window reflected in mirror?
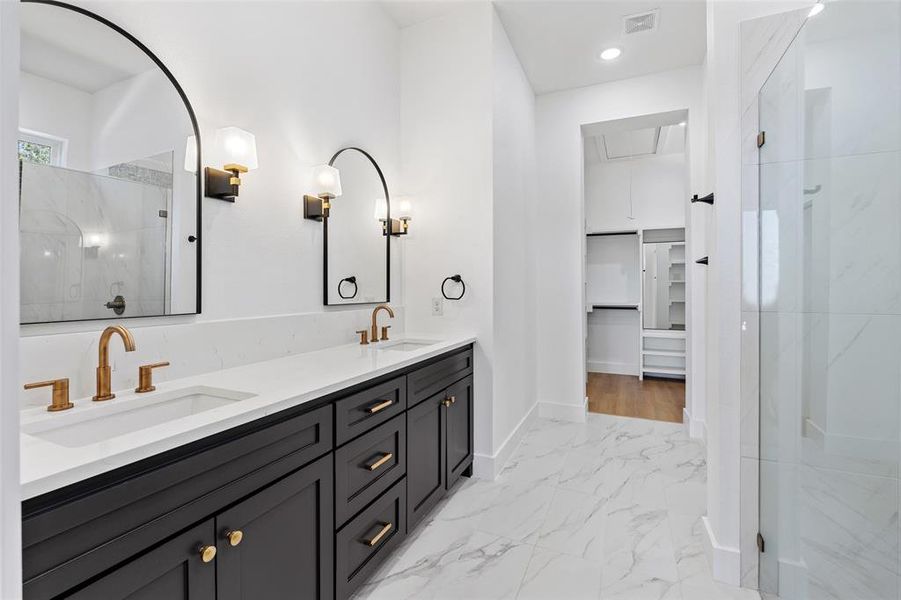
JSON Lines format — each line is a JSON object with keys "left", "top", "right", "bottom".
{"left": 18, "top": 1, "right": 200, "bottom": 324}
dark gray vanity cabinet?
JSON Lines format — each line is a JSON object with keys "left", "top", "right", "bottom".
{"left": 63, "top": 455, "right": 333, "bottom": 600}
{"left": 22, "top": 344, "right": 473, "bottom": 600}
{"left": 66, "top": 521, "right": 217, "bottom": 600}
{"left": 406, "top": 390, "right": 447, "bottom": 530}
{"left": 446, "top": 375, "right": 474, "bottom": 490}
{"left": 216, "top": 454, "right": 334, "bottom": 600}
{"left": 406, "top": 373, "right": 475, "bottom": 531}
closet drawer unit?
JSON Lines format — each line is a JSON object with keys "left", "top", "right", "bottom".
{"left": 407, "top": 347, "right": 473, "bottom": 408}
{"left": 336, "top": 478, "right": 407, "bottom": 600}
{"left": 334, "top": 414, "right": 406, "bottom": 526}
{"left": 335, "top": 376, "right": 406, "bottom": 446}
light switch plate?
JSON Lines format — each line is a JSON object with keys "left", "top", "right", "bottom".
{"left": 431, "top": 297, "right": 443, "bottom": 316}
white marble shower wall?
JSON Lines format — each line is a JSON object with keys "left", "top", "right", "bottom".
{"left": 747, "top": 2, "right": 901, "bottom": 598}
{"left": 19, "top": 161, "right": 170, "bottom": 323}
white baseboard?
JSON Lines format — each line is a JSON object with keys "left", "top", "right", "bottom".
{"left": 777, "top": 556, "right": 809, "bottom": 599}
{"left": 684, "top": 408, "right": 706, "bottom": 442}
{"left": 538, "top": 397, "right": 587, "bottom": 423}
{"left": 587, "top": 360, "right": 638, "bottom": 376}
{"left": 472, "top": 402, "right": 538, "bottom": 480}
{"left": 701, "top": 516, "right": 741, "bottom": 585}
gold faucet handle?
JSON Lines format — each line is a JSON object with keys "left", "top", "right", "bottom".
{"left": 380, "top": 325, "right": 391, "bottom": 341}
{"left": 135, "top": 362, "right": 169, "bottom": 393}
{"left": 24, "top": 378, "right": 73, "bottom": 412}
{"left": 356, "top": 330, "right": 370, "bottom": 345}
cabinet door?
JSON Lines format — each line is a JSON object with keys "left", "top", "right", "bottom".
{"left": 66, "top": 520, "right": 216, "bottom": 600}
{"left": 216, "top": 454, "right": 334, "bottom": 600}
{"left": 406, "top": 391, "right": 446, "bottom": 530}
{"left": 446, "top": 375, "right": 474, "bottom": 490}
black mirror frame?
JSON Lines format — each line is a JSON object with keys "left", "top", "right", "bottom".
{"left": 323, "top": 147, "right": 390, "bottom": 306}
{"left": 20, "top": 0, "right": 203, "bottom": 323}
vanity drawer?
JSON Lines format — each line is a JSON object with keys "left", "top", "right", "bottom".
{"left": 336, "top": 478, "right": 407, "bottom": 600}
{"left": 334, "top": 375, "right": 406, "bottom": 446}
{"left": 407, "top": 346, "right": 473, "bottom": 408}
{"left": 335, "top": 414, "right": 406, "bottom": 526}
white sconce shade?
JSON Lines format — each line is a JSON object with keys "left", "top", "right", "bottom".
{"left": 313, "top": 164, "right": 342, "bottom": 198}
{"left": 184, "top": 135, "right": 198, "bottom": 173}
{"left": 373, "top": 197, "right": 388, "bottom": 221}
{"left": 214, "top": 127, "right": 258, "bottom": 171}
{"left": 395, "top": 196, "right": 413, "bottom": 220}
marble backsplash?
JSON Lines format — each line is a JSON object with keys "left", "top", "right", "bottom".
{"left": 19, "top": 307, "right": 406, "bottom": 408}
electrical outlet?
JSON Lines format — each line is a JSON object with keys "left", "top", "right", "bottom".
{"left": 431, "top": 297, "right": 444, "bottom": 316}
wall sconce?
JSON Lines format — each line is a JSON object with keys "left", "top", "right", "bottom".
{"left": 205, "top": 127, "right": 258, "bottom": 202}
{"left": 374, "top": 196, "right": 412, "bottom": 236}
{"left": 304, "top": 164, "right": 342, "bottom": 221}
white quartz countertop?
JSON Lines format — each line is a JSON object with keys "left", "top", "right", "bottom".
{"left": 20, "top": 334, "right": 476, "bottom": 500}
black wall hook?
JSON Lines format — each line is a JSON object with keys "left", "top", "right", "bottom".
{"left": 441, "top": 274, "right": 466, "bottom": 300}
{"left": 691, "top": 193, "right": 715, "bottom": 205}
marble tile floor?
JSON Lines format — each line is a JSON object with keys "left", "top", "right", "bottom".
{"left": 354, "top": 413, "right": 761, "bottom": 600}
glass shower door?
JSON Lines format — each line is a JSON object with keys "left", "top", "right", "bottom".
{"left": 758, "top": 1, "right": 901, "bottom": 598}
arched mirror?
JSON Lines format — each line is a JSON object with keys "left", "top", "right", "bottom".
{"left": 324, "top": 147, "right": 390, "bottom": 305}
{"left": 18, "top": 0, "right": 201, "bottom": 324}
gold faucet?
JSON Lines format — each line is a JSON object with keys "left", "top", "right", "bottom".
{"left": 93, "top": 325, "right": 136, "bottom": 401}
{"left": 370, "top": 304, "right": 395, "bottom": 342}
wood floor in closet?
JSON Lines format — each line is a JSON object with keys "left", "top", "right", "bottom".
{"left": 587, "top": 373, "right": 685, "bottom": 423}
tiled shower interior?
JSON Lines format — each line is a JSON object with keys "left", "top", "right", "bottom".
{"left": 19, "top": 153, "right": 173, "bottom": 323}
{"left": 756, "top": 2, "right": 901, "bottom": 598}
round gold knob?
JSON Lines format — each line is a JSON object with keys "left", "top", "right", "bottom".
{"left": 226, "top": 530, "right": 244, "bottom": 547}
{"left": 200, "top": 545, "right": 217, "bottom": 563}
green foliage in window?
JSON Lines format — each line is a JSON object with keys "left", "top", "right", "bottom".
{"left": 18, "top": 140, "right": 52, "bottom": 165}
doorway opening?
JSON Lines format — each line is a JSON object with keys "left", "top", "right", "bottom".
{"left": 581, "top": 110, "right": 690, "bottom": 423}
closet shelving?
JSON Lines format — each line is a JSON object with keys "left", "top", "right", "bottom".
{"left": 639, "top": 231, "right": 686, "bottom": 379}
{"left": 585, "top": 227, "right": 686, "bottom": 380}
{"left": 641, "top": 329, "right": 687, "bottom": 378}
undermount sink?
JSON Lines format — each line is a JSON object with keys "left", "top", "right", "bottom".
{"left": 376, "top": 339, "right": 438, "bottom": 352}
{"left": 23, "top": 386, "right": 256, "bottom": 448}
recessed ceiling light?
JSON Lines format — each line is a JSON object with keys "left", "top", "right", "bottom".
{"left": 808, "top": 2, "right": 824, "bottom": 17}
{"left": 599, "top": 47, "right": 622, "bottom": 61}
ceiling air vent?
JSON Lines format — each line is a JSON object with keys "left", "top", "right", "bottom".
{"left": 623, "top": 9, "right": 659, "bottom": 35}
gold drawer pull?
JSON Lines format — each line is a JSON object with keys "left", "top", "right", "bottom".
{"left": 367, "top": 399, "right": 393, "bottom": 414}
{"left": 363, "top": 522, "right": 393, "bottom": 547}
{"left": 449, "top": 395, "right": 456, "bottom": 405}
{"left": 199, "top": 545, "right": 217, "bottom": 563}
{"left": 367, "top": 452, "right": 394, "bottom": 471}
{"left": 442, "top": 398, "right": 452, "bottom": 408}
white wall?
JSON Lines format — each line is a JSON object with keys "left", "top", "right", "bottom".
{"left": 490, "top": 8, "right": 538, "bottom": 463}
{"left": 702, "top": 0, "right": 809, "bottom": 586}
{"left": 0, "top": 0, "right": 21, "bottom": 595}
{"left": 585, "top": 153, "right": 687, "bottom": 233}
{"left": 398, "top": 3, "right": 494, "bottom": 460}
{"left": 19, "top": 0, "right": 405, "bottom": 404}
{"left": 534, "top": 65, "right": 705, "bottom": 422}
{"left": 19, "top": 71, "right": 91, "bottom": 170}
{"left": 398, "top": 4, "right": 538, "bottom": 472}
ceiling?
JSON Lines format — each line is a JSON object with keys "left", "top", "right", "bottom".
{"left": 20, "top": 3, "right": 153, "bottom": 93}
{"left": 379, "top": 1, "right": 466, "bottom": 28}
{"left": 493, "top": 1, "right": 707, "bottom": 94}
{"left": 583, "top": 109, "right": 686, "bottom": 165}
